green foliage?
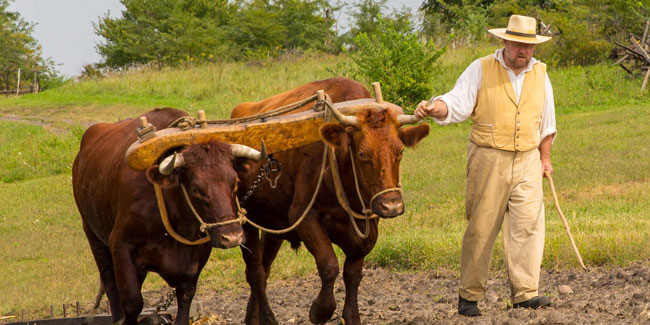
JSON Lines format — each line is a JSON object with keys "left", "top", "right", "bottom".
{"left": 95, "top": 0, "right": 339, "bottom": 67}
{"left": 533, "top": 8, "right": 610, "bottom": 67}
{"left": 486, "top": 0, "right": 613, "bottom": 67}
{"left": 422, "top": 0, "right": 650, "bottom": 67}
{"left": 342, "top": 0, "right": 413, "bottom": 45}
{"left": 421, "top": 0, "right": 492, "bottom": 46}
{"left": 95, "top": 0, "right": 235, "bottom": 68}
{"left": 347, "top": 17, "right": 444, "bottom": 111}
{"left": 0, "top": 0, "right": 59, "bottom": 89}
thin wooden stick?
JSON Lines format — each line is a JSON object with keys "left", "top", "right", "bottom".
{"left": 642, "top": 20, "right": 650, "bottom": 51}
{"left": 545, "top": 171, "right": 587, "bottom": 271}
{"left": 630, "top": 36, "right": 650, "bottom": 63}
{"left": 641, "top": 67, "right": 650, "bottom": 91}
{"left": 619, "top": 63, "right": 634, "bottom": 75}
{"left": 614, "top": 40, "right": 650, "bottom": 63}
{"left": 613, "top": 54, "right": 629, "bottom": 66}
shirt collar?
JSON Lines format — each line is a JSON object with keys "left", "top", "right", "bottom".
{"left": 493, "top": 48, "right": 537, "bottom": 75}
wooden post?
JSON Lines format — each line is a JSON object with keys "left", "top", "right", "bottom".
{"left": 33, "top": 69, "right": 39, "bottom": 93}
{"left": 372, "top": 82, "right": 383, "bottom": 104}
{"left": 63, "top": 304, "right": 67, "bottom": 318}
{"left": 50, "top": 305, "right": 53, "bottom": 318}
{"left": 197, "top": 111, "right": 207, "bottom": 128}
{"left": 16, "top": 68, "right": 21, "bottom": 95}
{"left": 76, "top": 301, "right": 80, "bottom": 317}
{"left": 139, "top": 116, "right": 148, "bottom": 129}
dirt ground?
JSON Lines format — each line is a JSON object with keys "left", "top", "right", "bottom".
{"left": 173, "top": 260, "right": 650, "bottom": 324}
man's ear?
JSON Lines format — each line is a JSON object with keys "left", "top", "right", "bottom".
{"left": 319, "top": 123, "right": 350, "bottom": 148}
{"left": 399, "top": 123, "right": 430, "bottom": 147}
{"left": 145, "top": 165, "right": 179, "bottom": 188}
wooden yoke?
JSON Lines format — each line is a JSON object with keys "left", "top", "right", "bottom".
{"left": 125, "top": 98, "right": 397, "bottom": 171}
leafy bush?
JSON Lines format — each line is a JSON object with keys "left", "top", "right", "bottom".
{"left": 347, "top": 16, "right": 444, "bottom": 111}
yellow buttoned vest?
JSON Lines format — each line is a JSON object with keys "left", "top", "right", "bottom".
{"left": 469, "top": 55, "right": 546, "bottom": 152}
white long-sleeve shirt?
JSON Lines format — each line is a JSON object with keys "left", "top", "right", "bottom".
{"left": 434, "top": 49, "right": 557, "bottom": 142}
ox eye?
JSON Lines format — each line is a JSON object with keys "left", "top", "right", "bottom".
{"left": 358, "top": 150, "right": 369, "bottom": 161}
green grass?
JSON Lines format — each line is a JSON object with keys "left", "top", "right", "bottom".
{"left": 0, "top": 121, "right": 83, "bottom": 183}
{"left": 0, "top": 54, "right": 348, "bottom": 125}
{"left": 1, "top": 50, "right": 649, "bottom": 318}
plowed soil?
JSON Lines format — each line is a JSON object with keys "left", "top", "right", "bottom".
{"left": 182, "top": 260, "right": 650, "bottom": 324}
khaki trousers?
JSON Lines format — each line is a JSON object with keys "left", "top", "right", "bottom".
{"left": 459, "top": 142, "right": 545, "bottom": 304}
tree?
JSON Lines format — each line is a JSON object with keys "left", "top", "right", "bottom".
{"left": 420, "top": 0, "right": 492, "bottom": 46}
{"left": 95, "top": 0, "right": 238, "bottom": 68}
{"left": 342, "top": 0, "right": 413, "bottom": 46}
{"left": 95, "top": 0, "right": 340, "bottom": 67}
{"left": 0, "top": 0, "right": 57, "bottom": 89}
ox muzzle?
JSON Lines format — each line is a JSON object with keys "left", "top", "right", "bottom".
{"left": 370, "top": 189, "right": 404, "bottom": 218}
{"left": 208, "top": 224, "right": 244, "bottom": 249}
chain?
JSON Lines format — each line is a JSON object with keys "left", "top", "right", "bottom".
{"left": 240, "top": 156, "right": 281, "bottom": 206}
{"left": 156, "top": 290, "right": 176, "bottom": 312}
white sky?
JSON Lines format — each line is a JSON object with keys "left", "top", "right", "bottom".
{"left": 7, "top": 0, "right": 424, "bottom": 77}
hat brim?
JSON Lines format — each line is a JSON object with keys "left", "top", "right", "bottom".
{"left": 488, "top": 28, "right": 551, "bottom": 44}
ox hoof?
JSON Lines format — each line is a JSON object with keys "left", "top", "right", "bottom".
{"left": 309, "top": 300, "right": 336, "bottom": 324}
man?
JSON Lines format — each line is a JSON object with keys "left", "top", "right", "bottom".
{"left": 415, "top": 15, "right": 557, "bottom": 317}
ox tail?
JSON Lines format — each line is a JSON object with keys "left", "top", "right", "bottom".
{"left": 91, "top": 279, "right": 105, "bottom": 315}
{"left": 289, "top": 239, "right": 302, "bottom": 252}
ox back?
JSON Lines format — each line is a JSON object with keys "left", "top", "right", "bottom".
{"left": 72, "top": 108, "right": 243, "bottom": 325}
{"left": 231, "top": 77, "right": 430, "bottom": 325}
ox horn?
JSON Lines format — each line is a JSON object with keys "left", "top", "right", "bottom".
{"left": 159, "top": 152, "right": 185, "bottom": 175}
{"left": 397, "top": 115, "right": 423, "bottom": 126}
{"left": 325, "top": 101, "right": 358, "bottom": 126}
{"left": 231, "top": 141, "right": 268, "bottom": 161}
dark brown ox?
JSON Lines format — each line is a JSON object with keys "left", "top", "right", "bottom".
{"left": 72, "top": 108, "right": 265, "bottom": 325}
{"left": 230, "top": 77, "right": 430, "bottom": 325}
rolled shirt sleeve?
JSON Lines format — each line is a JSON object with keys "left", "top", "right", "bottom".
{"left": 432, "top": 59, "right": 482, "bottom": 125}
{"left": 540, "top": 73, "right": 557, "bottom": 143}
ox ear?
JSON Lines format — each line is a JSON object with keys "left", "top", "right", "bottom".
{"left": 146, "top": 165, "right": 180, "bottom": 188}
{"left": 233, "top": 157, "right": 254, "bottom": 174}
{"left": 399, "top": 123, "right": 430, "bottom": 147}
{"left": 319, "top": 122, "right": 350, "bottom": 148}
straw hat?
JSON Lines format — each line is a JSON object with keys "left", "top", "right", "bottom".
{"left": 488, "top": 15, "right": 551, "bottom": 44}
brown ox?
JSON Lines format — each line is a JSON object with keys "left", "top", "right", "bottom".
{"left": 231, "top": 77, "right": 430, "bottom": 324}
{"left": 72, "top": 108, "right": 264, "bottom": 325}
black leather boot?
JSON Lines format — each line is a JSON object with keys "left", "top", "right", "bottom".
{"left": 513, "top": 296, "right": 551, "bottom": 309}
{"left": 458, "top": 296, "right": 481, "bottom": 317}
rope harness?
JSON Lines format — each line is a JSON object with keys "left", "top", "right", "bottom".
{"left": 153, "top": 182, "right": 245, "bottom": 246}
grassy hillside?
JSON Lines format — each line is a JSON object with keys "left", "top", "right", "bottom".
{"left": 1, "top": 50, "right": 649, "bottom": 318}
